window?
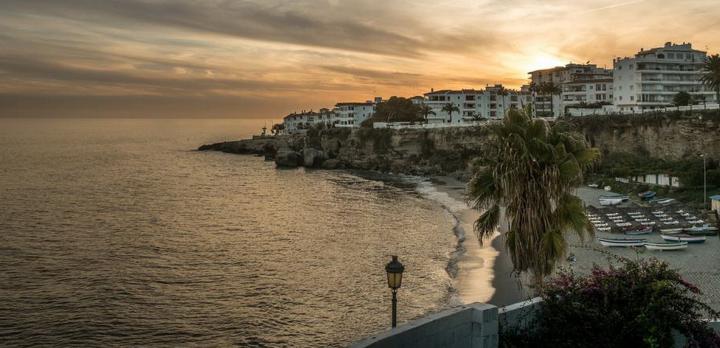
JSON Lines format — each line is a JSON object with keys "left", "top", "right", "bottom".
{"left": 630, "top": 96, "right": 634, "bottom": 101}
{"left": 657, "top": 53, "right": 665, "bottom": 59}
{"left": 619, "top": 96, "right": 623, "bottom": 101}
{"left": 466, "top": 95, "right": 475, "bottom": 101}
{"left": 668, "top": 53, "right": 675, "bottom": 59}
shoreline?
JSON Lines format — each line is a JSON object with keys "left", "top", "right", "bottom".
{"left": 426, "top": 176, "right": 528, "bottom": 307}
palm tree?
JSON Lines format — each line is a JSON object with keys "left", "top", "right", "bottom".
{"left": 700, "top": 54, "right": 720, "bottom": 111}
{"left": 441, "top": 103, "right": 460, "bottom": 123}
{"left": 418, "top": 104, "right": 436, "bottom": 123}
{"left": 496, "top": 86, "right": 509, "bottom": 117}
{"left": 468, "top": 108, "right": 599, "bottom": 289}
{"left": 539, "top": 82, "right": 562, "bottom": 117}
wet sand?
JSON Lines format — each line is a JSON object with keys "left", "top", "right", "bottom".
{"left": 432, "top": 176, "right": 529, "bottom": 307}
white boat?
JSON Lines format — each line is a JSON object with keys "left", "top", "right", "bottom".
{"left": 634, "top": 218, "right": 649, "bottom": 222}
{"left": 596, "top": 227, "right": 612, "bottom": 232}
{"left": 659, "top": 227, "right": 683, "bottom": 234}
{"left": 598, "top": 237, "right": 646, "bottom": 247}
{"left": 684, "top": 224, "right": 719, "bottom": 234}
{"left": 662, "top": 221, "right": 679, "bottom": 225}
{"left": 605, "top": 212, "right": 620, "bottom": 216}
{"left": 687, "top": 220, "right": 704, "bottom": 224}
{"left": 656, "top": 198, "right": 675, "bottom": 205}
{"left": 604, "top": 186, "right": 612, "bottom": 191}
{"left": 640, "top": 221, "right": 657, "bottom": 225}
{"left": 616, "top": 222, "right": 632, "bottom": 227}
{"left": 661, "top": 234, "right": 706, "bottom": 243}
{"left": 588, "top": 183, "right": 599, "bottom": 188}
{"left": 645, "top": 242, "right": 688, "bottom": 251}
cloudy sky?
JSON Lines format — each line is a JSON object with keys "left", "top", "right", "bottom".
{"left": 1, "top": 0, "right": 719, "bottom": 118}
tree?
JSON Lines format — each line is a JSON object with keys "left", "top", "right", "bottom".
{"left": 496, "top": 85, "right": 509, "bottom": 117}
{"left": 271, "top": 123, "right": 284, "bottom": 135}
{"left": 361, "top": 96, "right": 421, "bottom": 127}
{"left": 417, "top": 104, "right": 436, "bottom": 123}
{"left": 468, "top": 108, "right": 599, "bottom": 288}
{"left": 538, "top": 82, "right": 561, "bottom": 117}
{"left": 673, "top": 91, "right": 692, "bottom": 106}
{"left": 441, "top": 103, "right": 460, "bottom": 123}
{"left": 700, "top": 54, "right": 720, "bottom": 111}
{"left": 470, "top": 112, "right": 486, "bottom": 122}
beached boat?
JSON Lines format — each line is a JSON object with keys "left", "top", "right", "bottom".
{"left": 645, "top": 242, "right": 688, "bottom": 251}
{"left": 662, "top": 220, "right": 680, "bottom": 225}
{"left": 661, "top": 234, "right": 706, "bottom": 244}
{"left": 598, "top": 237, "right": 646, "bottom": 247}
{"left": 659, "top": 227, "right": 683, "bottom": 234}
{"left": 624, "top": 226, "right": 653, "bottom": 235}
{"left": 687, "top": 219, "right": 704, "bottom": 224}
{"left": 638, "top": 191, "right": 656, "bottom": 200}
{"left": 684, "top": 224, "right": 719, "bottom": 236}
{"left": 599, "top": 195, "right": 624, "bottom": 206}
{"left": 595, "top": 227, "right": 612, "bottom": 232}
{"left": 616, "top": 222, "right": 632, "bottom": 227}
{"left": 656, "top": 198, "right": 675, "bottom": 205}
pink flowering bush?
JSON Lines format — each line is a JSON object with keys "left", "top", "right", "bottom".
{"left": 502, "top": 257, "right": 720, "bottom": 348}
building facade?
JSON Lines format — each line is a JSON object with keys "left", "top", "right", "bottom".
{"left": 423, "top": 85, "right": 529, "bottom": 124}
{"left": 334, "top": 101, "right": 377, "bottom": 127}
{"left": 613, "top": 42, "right": 716, "bottom": 112}
{"left": 282, "top": 108, "right": 338, "bottom": 134}
{"left": 529, "top": 63, "right": 613, "bottom": 117}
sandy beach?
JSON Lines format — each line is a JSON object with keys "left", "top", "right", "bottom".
{"left": 569, "top": 187, "right": 720, "bottom": 311}
{"left": 431, "top": 176, "right": 530, "bottom": 307}
{"left": 430, "top": 180, "right": 720, "bottom": 311}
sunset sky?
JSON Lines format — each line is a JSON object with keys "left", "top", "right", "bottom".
{"left": 1, "top": 0, "right": 719, "bottom": 119}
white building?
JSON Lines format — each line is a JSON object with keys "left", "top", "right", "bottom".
{"left": 529, "top": 63, "right": 612, "bottom": 117}
{"left": 282, "top": 108, "right": 338, "bottom": 134}
{"left": 423, "top": 85, "right": 529, "bottom": 124}
{"left": 334, "top": 101, "right": 377, "bottom": 127}
{"left": 613, "top": 42, "right": 716, "bottom": 112}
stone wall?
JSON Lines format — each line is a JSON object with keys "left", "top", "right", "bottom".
{"left": 350, "top": 303, "right": 499, "bottom": 348}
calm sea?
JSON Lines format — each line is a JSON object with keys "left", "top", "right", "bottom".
{"left": 0, "top": 119, "right": 459, "bottom": 347}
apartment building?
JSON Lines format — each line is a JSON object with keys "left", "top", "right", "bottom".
{"left": 282, "top": 108, "right": 338, "bottom": 134}
{"left": 334, "top": 101, "right": 377, "bottom": 127}
{"left": 529, "top": 63, "right": 612, "bottom": 116}
{"left": 423, "top": 85, "right": 529, "bottom": 123}
{"left": 613, "top": 42, "right": 716, "bottom": 112}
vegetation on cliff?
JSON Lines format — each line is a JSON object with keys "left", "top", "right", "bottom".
{"left": 360, "top": 97, "right": 422, "bottom": 127}
{"left": 468, "top": 109, "right": 599, "bottom": 287}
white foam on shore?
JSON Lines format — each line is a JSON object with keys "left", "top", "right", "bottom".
{"left": 414, "top": 180, "right": 474, "bottom": 305}
{"left": 415, "top": 180, "right": 470, "bottom": 214}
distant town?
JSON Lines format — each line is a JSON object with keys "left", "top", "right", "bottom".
{"left": 278, "top": 42, "right": 719, "bottom": 134}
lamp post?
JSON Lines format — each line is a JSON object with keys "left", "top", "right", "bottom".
{"left": 701, "top": 154, "right": 707, "bottom": 210}
{"left": 385, "top": 255, "right": 405, "bottom": 328}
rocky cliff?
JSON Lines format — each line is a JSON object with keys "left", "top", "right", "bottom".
{"left": 567, "top": 111, "right": 720, "bottom": 160}
{"left": 198, "top": 111, "right": 720, "bottom": 176}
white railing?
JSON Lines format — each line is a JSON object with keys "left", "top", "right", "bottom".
{"left": 373, "top": 121, "right": 499, "bottom": 129}
{"left": 568, "top": 102, "right": 719, "bottom": 116}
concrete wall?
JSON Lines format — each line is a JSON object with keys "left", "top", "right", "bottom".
{"left": 350, "top": 303, "right": 498, "bottom": 348}
{"left": 352, "top": 298, "right": 720, "bottom": 348}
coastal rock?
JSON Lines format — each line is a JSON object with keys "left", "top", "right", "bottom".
{"left": 302, "top": 148, "right": 326, "bottom": 168}
{"left": 275, "top": 149, "right": 302, "bottom": 168}
{"left": 321, "top": 159, "right": 342, "bottom": 170}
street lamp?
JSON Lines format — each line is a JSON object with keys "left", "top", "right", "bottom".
{"left": 385, "top": 255, "right": 405, "bottom": 328}
{"left": 701, "top": 154, "right": 707, "bottom": 210}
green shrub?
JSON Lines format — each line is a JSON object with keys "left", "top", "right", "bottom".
{"left": 502, "top": 258, "right": 720, "bottom": 348}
